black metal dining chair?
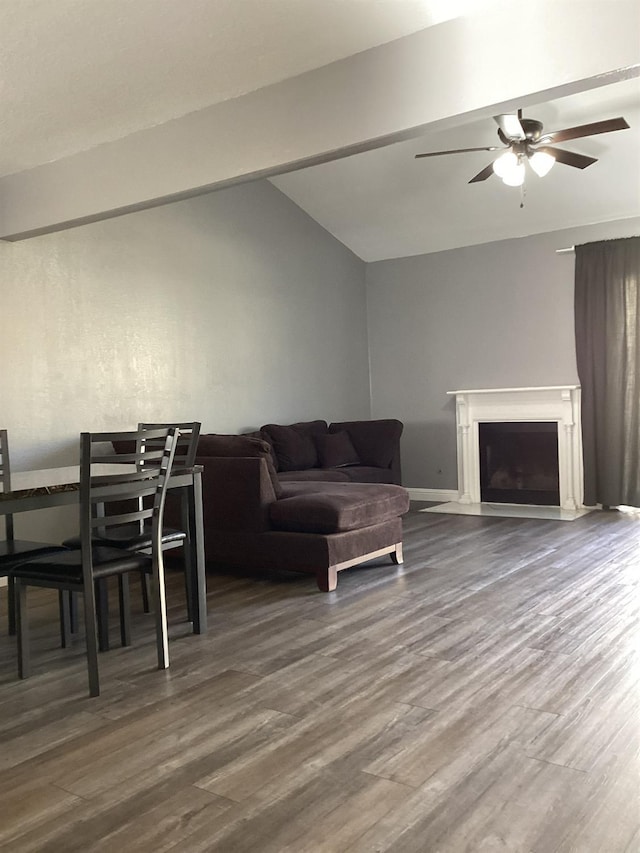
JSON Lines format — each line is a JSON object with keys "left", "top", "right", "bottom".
{"left": 0, "top": 429, "right": 68, "bottom": 636}
{"left": 12, "top": 427, "right": 179, "bottom": 697}
{"left": 61, "top": 422, "right": 201, "bottom": 646}
{"left": 131, "top": 422, "right": 201, "bottom": 615}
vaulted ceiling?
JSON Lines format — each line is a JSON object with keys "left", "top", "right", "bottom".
{"left": 1, "top": 0, "right": 638, "bottom": 257}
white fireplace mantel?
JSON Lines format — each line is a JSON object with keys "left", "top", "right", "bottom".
{"left": 447, "top": 386, "right": 583, "bottom": 511}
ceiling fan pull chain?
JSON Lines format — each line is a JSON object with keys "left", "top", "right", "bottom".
{"left": 520, "top": 181, "right": 526, "bottom": 209}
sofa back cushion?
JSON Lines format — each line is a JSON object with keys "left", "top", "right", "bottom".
{"left": 261, "top": 420, "right": 328, "bottom": 472}
{"left": 315, "top": 430, "right": 361, "bottom": 468}
{"left": 197, "top": 434, "right": 282, "bottom": 497}
{"left": 329, "top": 419, "right": 403, "bottom": 470}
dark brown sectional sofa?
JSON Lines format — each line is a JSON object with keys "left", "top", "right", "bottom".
{"left": 117, "top": 419, "right": 409, "bottom": 591}
{"left": 192, "top": 429, "right": 409, "bottom": 591}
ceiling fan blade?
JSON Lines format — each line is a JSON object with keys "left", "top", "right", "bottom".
{"left": 537, "top": 146, "right": 597, "bottom": 169}
{"left": 494, "top": 114, "right": 525, "bottom": 140}
{"left": 542, "top": 117, "right": 629, "bottom": 144}
{"left": 415, "top": 146, "right": 500, "bottom": 158}
{"left": 468, "top": 163, "right": 496, "bottom": 183}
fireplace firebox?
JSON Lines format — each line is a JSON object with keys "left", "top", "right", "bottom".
{"left": 479, "top": 422, "right": 559, "bottom": 505}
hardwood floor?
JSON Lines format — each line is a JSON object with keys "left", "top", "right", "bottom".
{"left": 0, "top": 505, "right": 638, "bottom": 852}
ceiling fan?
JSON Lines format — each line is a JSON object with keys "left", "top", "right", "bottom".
{"left": 415, "top": 110, "right": 630, "bottom": 187}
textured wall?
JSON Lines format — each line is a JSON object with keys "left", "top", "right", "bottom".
{"left": 366, "top": 217, "right": 640, "bottom": 490}
{"left": 1, "top": 180, "right": 369, "bottom": 539}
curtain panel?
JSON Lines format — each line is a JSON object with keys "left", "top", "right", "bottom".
{"left": 574, "top": 236, "right": 640, "bottom": 507}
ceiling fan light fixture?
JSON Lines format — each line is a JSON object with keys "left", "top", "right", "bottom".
{"left": 529, "top": 150, "right": 555, "bottom": 177}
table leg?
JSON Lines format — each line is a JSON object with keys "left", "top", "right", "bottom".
{"left": 180, "top": 487, "right": 194, "bottom": 623}
{"left": 188, "top": 470, "right": 207, "bottom": 634}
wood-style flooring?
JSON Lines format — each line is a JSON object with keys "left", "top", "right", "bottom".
{"left": 0, "top": 505, "right": 638, "bottom": 852}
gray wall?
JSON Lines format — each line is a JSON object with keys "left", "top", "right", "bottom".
{"left": 366, "top": 217, "right": 640, "bottom": 490}
{"left": 1, "top": 179, "right": 369, "bottom": 539}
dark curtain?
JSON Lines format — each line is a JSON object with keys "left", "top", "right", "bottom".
{"left": 574, "top": 236, "right": 640, "bottom": 507}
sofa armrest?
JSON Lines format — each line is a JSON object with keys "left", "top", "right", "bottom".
{"left": 329, "top": 419, "right": 403, "bottom": 484}
{"left": 196, "top": 456, "right": 277, "bottom": 532}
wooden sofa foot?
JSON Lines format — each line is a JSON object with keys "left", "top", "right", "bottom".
{"left": 317, "top": 542, "right": 405, "bottom": 591}
{"left": 317, "top": 566, "right": 338, "bottom": 592}
{"left": 390, "top": 543, "right": 403, "bottom": 565}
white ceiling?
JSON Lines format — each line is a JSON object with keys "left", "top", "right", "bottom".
{"left": 1, "top": 0, "right": 639, "bottom": 259}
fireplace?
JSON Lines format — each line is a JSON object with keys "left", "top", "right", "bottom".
{"left": 479, "top": 421, "right": 560, "bottom": 505}
{"left": 448, "top": 386, "right": 583, "bottom": 510}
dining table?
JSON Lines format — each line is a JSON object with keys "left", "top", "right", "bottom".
{"left": 1, "top": 462, "right": 207, "bottom": 658}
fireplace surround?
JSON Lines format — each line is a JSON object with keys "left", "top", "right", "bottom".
{"left": 448, "top": 386, "right": 583, "bottom": 511}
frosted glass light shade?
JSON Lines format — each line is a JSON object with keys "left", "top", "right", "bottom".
{"left": 493, "top": 151, "right": 518, "bottom": 178}
{"left": 529, "top": 150, "right": 555, "bottom": 177}
{"left": 502, "top": 162, "right": 525, "bottom": 186}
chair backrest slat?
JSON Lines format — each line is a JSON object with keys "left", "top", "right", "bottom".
{"left": 0, "top": 429, "right": 15, "bottom": 541}
{"left": 137, "top": 422, "right": 201, "bottom": 470}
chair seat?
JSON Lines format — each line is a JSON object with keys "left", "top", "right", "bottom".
{"left": 62, "top": 525, "right": 186, "bottom": 552}
{"left": 0, "top": 540, "right": 68, "bottom": 567}
{"left": 14, "top": 546, "right": 151, "bottom": 584}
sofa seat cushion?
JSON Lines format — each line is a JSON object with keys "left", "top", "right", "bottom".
{"left": 271, "top": 482, "right": 409, "bottom": 534}
{"left": 277, "top": 469, "right": 350, "bottom": 483}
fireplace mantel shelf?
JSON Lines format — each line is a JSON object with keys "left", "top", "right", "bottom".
{"left": 449, "top": 385, "right": 584, "bottom": 511}
{"left": 448, "top": 385, "right": 580, "bottom": 396}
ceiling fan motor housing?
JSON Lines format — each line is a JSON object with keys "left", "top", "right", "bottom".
{"left": 497, "top": 117, "right": 544, "bottom": 144}
{"left": 520, "top": 118, "right": 543, "bottom": 141}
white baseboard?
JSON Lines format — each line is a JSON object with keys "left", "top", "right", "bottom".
{"left": 407, "top": 488, "right": 458, "bottom": 503}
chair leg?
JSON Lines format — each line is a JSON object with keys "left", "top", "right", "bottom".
{"left": 151, "top": 558, "right": 170, "bottom": 671}
{"left": 182, "top": 549, "right": 194, "bottom": 624}
{"left": 16, "top": 580, "right": 30, "bottom": 679}
{"left": 118, "top": 574, "right": 131, "bottom": 647}
{"left": 95, "top": 579, "right": 110, "bottom": 652}
{"left": 83, "top": 585, "right": 100, "bottom": 698}
{"left": 140, "top": 570, "right": 151, "bottom": 613}
{"left": 69, "top": 591, "right": 78, "bottom": 633}
{"left": 7, "top": 575, "right": 16, "bottom": 635}
{"left": 59, "top": 590, "right": 72, "bottom": 648}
